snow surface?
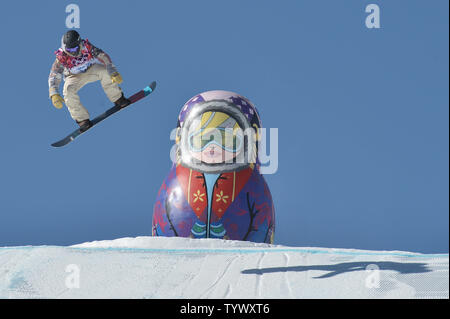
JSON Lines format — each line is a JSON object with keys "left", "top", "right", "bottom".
{"left": 0, "top": 237, "right": 448, "bottom": 299}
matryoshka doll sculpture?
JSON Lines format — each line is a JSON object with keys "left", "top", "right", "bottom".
{"left": 152, "top": 91, "right": 275, "bottom": 243}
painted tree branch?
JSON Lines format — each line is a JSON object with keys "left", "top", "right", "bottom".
{"left": 165, "top": 197, "right": 179, "bottom": 236}
{"left": 243, "top": 192, "right": 260, "bottom": 241}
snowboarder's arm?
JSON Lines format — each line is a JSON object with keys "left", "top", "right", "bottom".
{"left": 90, "top": 44, "right": 118, "bottom": 76}
{"left": 48, "top": 58, "right": 64, "bottom": 97}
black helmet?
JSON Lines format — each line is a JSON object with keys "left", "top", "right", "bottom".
{"left": 62, "top": 30, "right": 81, "bottom": 55}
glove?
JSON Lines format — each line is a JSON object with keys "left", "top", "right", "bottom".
{"left": 111, "top": 72, "right": 123, "bottom": 84}
{"left": 51, "top": 94, "right": 64, "bottom": 109}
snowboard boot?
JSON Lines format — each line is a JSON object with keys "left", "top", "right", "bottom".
{"left": 114, "top": 93, "right": 131, "bottom": 109}
{"left": 77, "top": 119, "right": 92, "bottom": 132}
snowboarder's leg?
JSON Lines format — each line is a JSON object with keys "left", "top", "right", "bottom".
{"left": 91, "top": 64, "right": 123, "bottom": 103}
{"left": 63, "top": 74, "right": 93, "bottom": 122}
{"left": 92, "top": 64, "right": 131, "bottom": 109}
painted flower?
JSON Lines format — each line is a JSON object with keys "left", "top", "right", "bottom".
{"left": 216, "top": 190, "right": 229, "bottom": 203}
{"left": 193, "top": 190, "right": 205, "bottom": 203}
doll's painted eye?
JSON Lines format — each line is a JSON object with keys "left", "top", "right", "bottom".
{"left": 189, "top": 128, "right": 243, "bottom": 152}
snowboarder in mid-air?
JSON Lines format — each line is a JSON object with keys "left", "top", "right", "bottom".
{"left": 48, "top": 30, "right": 131, "bottom": 132}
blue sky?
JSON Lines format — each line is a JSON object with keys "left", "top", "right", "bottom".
{"left": 0, "top": 0, "right": 448, "bottom": 253}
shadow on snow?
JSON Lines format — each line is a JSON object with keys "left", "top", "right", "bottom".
{"left": 241, "top": 261, "right": 431, "bottom": 279}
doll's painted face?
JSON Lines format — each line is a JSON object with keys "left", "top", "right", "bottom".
{"left": 187, "top": 112, "right": 244, "bottom": 164}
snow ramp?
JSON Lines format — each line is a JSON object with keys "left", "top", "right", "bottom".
{"left": 0, "top": 237, "right": 448, "bottom": 298}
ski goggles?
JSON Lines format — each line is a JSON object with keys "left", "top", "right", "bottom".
{"left": 66, "top": 45, "right": 79, "bottom": 53}
{"left": 188, "top": 128, "right": 244, "bottom": 152}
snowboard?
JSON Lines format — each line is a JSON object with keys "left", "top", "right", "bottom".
{"left": 51, "top": 81, "right": 157, "bottom": 147}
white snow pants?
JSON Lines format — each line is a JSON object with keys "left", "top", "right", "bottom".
{"left": 63, "top": 64, "right": 123, "bottom": 122}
